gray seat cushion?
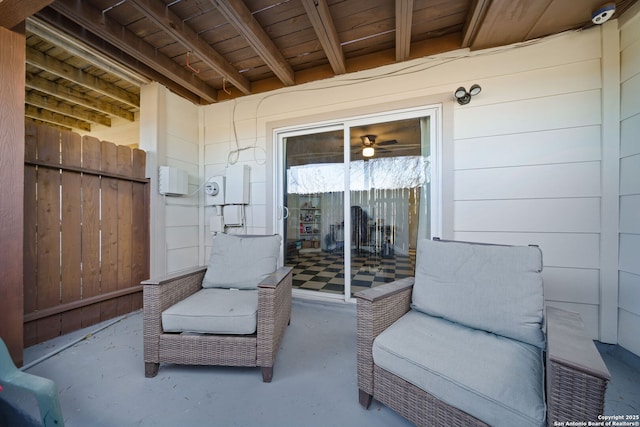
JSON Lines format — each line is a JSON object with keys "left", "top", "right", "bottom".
{"left": 411, "top": 239, "right": 545, "bottom": 348}
{"left": 202, "top": 233, "right": 281, "bottom": 290}
{"left": 162, "top": 288, "right": 258, "bottom": 335}
{"left": 373, "top": 309, "right": 546, "bottom": 427}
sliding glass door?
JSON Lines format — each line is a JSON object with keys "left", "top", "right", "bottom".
{"left": 276, "top": 106, "right": 440, "bottom": 301}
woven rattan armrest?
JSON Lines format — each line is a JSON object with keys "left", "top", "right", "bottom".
{"left": 355, "top": 277, "right": 414, "bottom": 407}
{"left": 545, "top": 306, "right": 610, "bottom": 424}
{"left": 256, "top": 266, "right": 293, "bottom": 382}
{"left": 143, "top": 266, "right": 207, "bottom": 376}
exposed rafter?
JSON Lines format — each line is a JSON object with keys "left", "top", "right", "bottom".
{"left": 395, "top": 0, "right": 414, "bottom": 61}
{"left": 127, "top": 0, "right": 251, "bottom": 96}
{"left": 34, "top": 7, "right": 204, "bottom": 106}
{"left": 301, "top": 0, "right": 345, "bottom": 75}
{"left": 25, "top": 104, "right": 91, "bottom": 131}
{"left": 26, "top": 74, "right": 135, "bottom": 121}
{"left": 212, "top": 0, "right": 295, "bottom": 86}
{"left": 26, "top": 46, "right": 139, "bottom": 109}
{"left": 48, "top": 0, "right": 219, "bottom": 103}
{"left": 26, "top": 91, "right": 111, "bottom": 127}
{"left": 26, "top": 17, "right": 150, "bottom": 87}
{"left": 462, "top": 0, "right": 491, "bottom": 48}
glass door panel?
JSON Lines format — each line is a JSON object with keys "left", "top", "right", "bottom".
{"left": 283, "top": 129, "right": 346, "bottom": 297}
{"left": 347, "top": 117, "right": 431, "bottom": 296}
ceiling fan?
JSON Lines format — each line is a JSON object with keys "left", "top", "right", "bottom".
{"left": 359, "top": 134, "right": 397, "bottom": 157}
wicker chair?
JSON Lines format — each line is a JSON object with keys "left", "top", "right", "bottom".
{"left": 356, "top": 239, "right": 610, "bottom": 427}
{"left": 143, "top": 234, "right": 292, "bottom": 383}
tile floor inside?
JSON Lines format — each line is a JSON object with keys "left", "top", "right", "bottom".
{"left": 287, "top": 249, "right": 415, "bottom": 295}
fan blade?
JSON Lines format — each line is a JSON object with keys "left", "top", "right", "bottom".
{"left": 377, "top": 139, "right": 398, "bottom": 146}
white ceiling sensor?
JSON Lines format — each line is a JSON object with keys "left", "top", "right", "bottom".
{"left": 592, "top": 3, "right": 616, "bottom": 24}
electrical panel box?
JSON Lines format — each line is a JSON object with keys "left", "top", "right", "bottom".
{"left": 209, "top": 215, "right": 224, "bottom": 233}
{"left": 223, "top": 205, "right": 244, "bottom": 226}
{"left": 159, "top": 166, "right": 188, "bottom": 196}
{"left": 205, "top": 176, "right": 225, "bottom": 205}
{"left": 225, "top": 165, "right": 250, "bottom": 204}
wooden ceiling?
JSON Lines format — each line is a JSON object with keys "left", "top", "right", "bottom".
{"left": 1, "top": 0, "right": 638, "bottom": 132}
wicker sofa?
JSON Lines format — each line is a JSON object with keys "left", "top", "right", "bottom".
{"left": 143, "top": 233, "right": 292, "bottom": 383}
{"left": 356, "top": 238, "right": 610, "bottom": 427}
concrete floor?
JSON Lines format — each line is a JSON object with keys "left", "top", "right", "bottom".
{"left": 2, "top": 299, "right": 639, "bottom": 427}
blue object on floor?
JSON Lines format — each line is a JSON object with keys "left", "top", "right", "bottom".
{"left": 0, "top": 338, "right": 64, "bottom": 426}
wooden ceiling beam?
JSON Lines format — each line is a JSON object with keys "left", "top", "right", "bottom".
{"left": 25, "top": 104, "right": 92, "bottom": 131}
{"left": 462, "top": 0, "right": 491, "bottom": 48}
{"left": 27, "top": 17, "right": 150, "bottom": 87}
{"left": 26, "top": 74, "right": 135, "bottom": 121}
{"left": 301, "top": 0, "right": 346, "bottom": 75}
{"left": 395, "top": 0, "right": 414, "bottom": 61}
{"left": 217, "top": 32, "right": 462, "bottom": 101}
{"left": 48, "top": 0, "right": 218, "bottom": 103}
{"left": 26, "top": 92, "right": 112, "bottom": 127}
{"left": 0, "top": 0, "right": 53, "bottom": 29}
{"left": 26, "top": 46, "right": 140, "bottom": 109}
{"left": 26, "top": 117, "right": 71, "bottom": 132}
{"left": 212, "top": 0, "right": 295, "bottom": 86}
{"left": 34, "top": 7, "right": 206, "bottom": 106}
{"left": 127, "top": 0, "right": 251, "bottom": 95}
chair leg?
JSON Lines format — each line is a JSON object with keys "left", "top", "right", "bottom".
{"left": 261, "top": 367, "right": 273, "bottom": 383}
{"left": 145, "top": 362, "right": 159, "bottom": 378}
{"left": 359, "top": 389, "right": 373, "bottom": 409}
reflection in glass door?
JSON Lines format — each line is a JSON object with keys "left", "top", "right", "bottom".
{"left": 283, "top": 129, "right": 346, "bottom": 297}
{"left": 278, "top": 107, "right": 439, "bottom": 301}
{"left": 347, "top": 117, "right": 432, "bottom": 297}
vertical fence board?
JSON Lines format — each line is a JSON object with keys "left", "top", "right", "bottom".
{"left": 24, "top": 125, "right": 149, "bottom": 345}
{"left": 116, "top": 145, "right": 133, "bottom": 315}
{"left": 23, "top": 123, "right": 38, "bottom": 347}
{"left": 35, "top": 127, "right": 61, "bottom": 341}
{"left": 60, "top": 131, "right": 83, "bottom": 334}
{"left": 80, "top": 136, "right": 102, "bottom": 326}
{"left": 24, "top": 121, "right": 37, "bottom": 163}
{"left": 23, "top": 166, "right": 37, "bottom": 348}
{"left": 131, "top": 148, "right": 148, "bottom": 310}
{"left": 100, "top": 141, "right": 119, "bottom": 320}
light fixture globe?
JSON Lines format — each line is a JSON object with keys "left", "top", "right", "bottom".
{"left": 454, "top": 87, "right": 467, "bottom": 99}
{"left": 454, "top": 84, "right": 482, "bottom": 105}
{"left": 362, "top": 146, "right": 375, "bottom": 157}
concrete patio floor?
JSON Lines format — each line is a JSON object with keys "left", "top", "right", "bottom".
{"left": 2, "top": 299, "right": 639, "bottom": 426}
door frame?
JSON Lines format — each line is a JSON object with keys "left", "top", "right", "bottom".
{"left": 273, "top": 104, "right": 443, "bottom": 302}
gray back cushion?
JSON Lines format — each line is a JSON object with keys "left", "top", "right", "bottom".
{"left": 411, "top": 239, "right": 545, "bottom": 348}
{"left": 202, "top": 233, "right": 281, "bottom": 290}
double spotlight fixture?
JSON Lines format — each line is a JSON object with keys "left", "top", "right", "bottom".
{"left": 454, "top": 84, "right": 482, "bottom": 105}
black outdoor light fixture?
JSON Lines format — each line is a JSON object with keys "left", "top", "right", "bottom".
{"left": 454, "top": 84, "right": 482, "bottom": 105}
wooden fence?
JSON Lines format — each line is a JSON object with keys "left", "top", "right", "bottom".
{"left": 23, "top": 122, "right": 149, "bottom": 346}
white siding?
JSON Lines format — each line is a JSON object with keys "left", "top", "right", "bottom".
{"left": 140, "top": 83, "right": 201, "bottom": 276}
{"left": 449, "top": 25, "right": 609, "bottom": 340}
{"left": 619, "top": 4, "right": 640, "bottom": 357}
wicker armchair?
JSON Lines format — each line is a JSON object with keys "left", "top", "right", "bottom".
{"left": 143, "top": 234, "right": 292, "bottom": 383}
{"left": 356, "top": 239, "right": 611, "bottom": 427}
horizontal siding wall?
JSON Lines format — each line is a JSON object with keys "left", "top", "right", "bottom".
{"left": 164, "top": 93, "right": 200, "bottom": 273}
{"left": 201, "top": 26, "right": 611, "bottom": 338}
{"left": 619, "top": 5, "right": 640, "bottom": 357}
{"left": 140, "top": 83, "right": 201, "bottom": 276}
{"left": 452, "top": 31, "right": 605, "bottom": 337}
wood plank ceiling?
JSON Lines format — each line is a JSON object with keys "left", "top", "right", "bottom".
{"left": 1, "top": 0, "right": 637, "bottom": 132}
